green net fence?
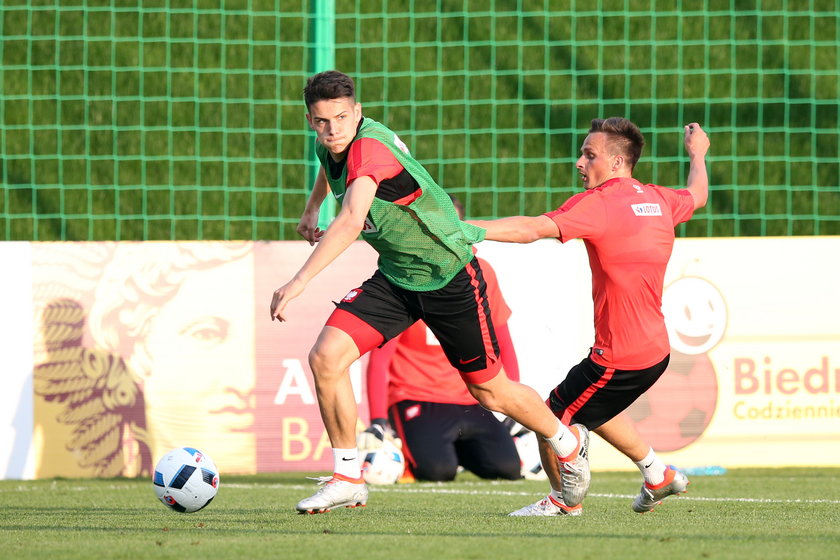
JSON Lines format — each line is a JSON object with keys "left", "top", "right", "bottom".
{"left": 2, "top": 0, "right": 838, "bottom": 241}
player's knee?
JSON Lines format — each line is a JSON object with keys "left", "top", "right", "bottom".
{"left": 468, "top": 387, "right": 504, "bottom": 414}
{"left": 464, "top": 449, "right": 522, "bottom": 481}
{"left": 413, "top": 461, "right": 458, "bottom": 482}
{"left": 495, "top": 459, "right": 523, "bottom": 481}
{"left": 474, "top": 463, "right": 521, "bottom": 481}
{"left": 476, "top": 395, "right": 501, "bottom": 413}
{"left": 308, "top": 330, "right": 358, "bottom": 380}
{"left": 308, "top": 344, "right": 343, "bottom": 381}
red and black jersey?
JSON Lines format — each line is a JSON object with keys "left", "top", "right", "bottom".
{"left": 326, "top": 122, "right": 422, "bottom": 205}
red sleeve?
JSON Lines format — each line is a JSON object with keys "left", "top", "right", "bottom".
{"left": 656, "top": 185, "right": 695, "bottom": 226}
{"left": 496, "top": 323, "right": 520, "bottom": 382}
{"left": 347, "top": 137, "right": 404, "bottom": 186}
{"left": 478, "top": 257, "right": 511, "bottom": 326}
{"left": 544, "top": 190, "right": 607, "bottom": 242}
{"left": 476, "top": 257, "right": 517, "bottom": 380}
{"left": 366, "top": 336, "right": 400, "bottom": 421}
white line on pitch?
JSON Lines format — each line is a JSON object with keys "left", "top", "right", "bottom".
{"left": 6, "top": 482, "right": 838, "bottom": 506}
{"left": 220, "top": 483, "right": 840, "bottom": 505}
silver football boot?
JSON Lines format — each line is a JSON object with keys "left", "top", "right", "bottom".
{"left": 632, "top": 465, "right": 689, "bottom": 513}
{"left": 559, "top": 424, "right": 591, "bottom": 507}
{"left": 509, "top": 494, "right": 582, "bottom": 517}
{"left": 295, "top": 475, "right": 369, "bottom": 514}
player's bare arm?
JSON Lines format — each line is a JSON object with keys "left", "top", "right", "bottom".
{"left": 297, "top": 167, "right": 331, "bottom": 245}
{"left": 467, "top": 215, "right": 559, "bottom": 243}
{"left": 270, "top": 175, "right": 378, "bottom": 322}
{"left": 684, "top": 123, "right": 710, "bottom": 210}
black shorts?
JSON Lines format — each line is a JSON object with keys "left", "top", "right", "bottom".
{"left": 547, "top": 354, "right": 670, "bottom": 430}
{"left": 389, "top": 400, "right": 521, "bottom": 482}
{"left": 329, "top": 257, "right": 502, "bottom": 383}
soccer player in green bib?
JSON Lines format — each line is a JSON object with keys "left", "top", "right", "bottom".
{"left": 270, "top": 71, "right": 589, "bottom": 514}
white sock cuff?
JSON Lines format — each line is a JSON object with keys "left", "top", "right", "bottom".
{"left": 634, "top": 448, "right": 656, "bottom": 469}
{"left": 543, "top": 419, "right": 577, "bottom": 458}
{"left": 332, "top": 447, "right": 361, "bottom": 479}
{"left": 634, "top": 447, "right": 666, "bottom": 485}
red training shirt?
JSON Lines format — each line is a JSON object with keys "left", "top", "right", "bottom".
{"left": 545, "top": 177, "right": 695, "bottom": 369}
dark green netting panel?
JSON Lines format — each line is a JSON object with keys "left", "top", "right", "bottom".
{"left": 2, "top": 0, "right": 838, "bottom": 240}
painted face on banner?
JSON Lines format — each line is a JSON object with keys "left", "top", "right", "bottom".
{"left": 662, "top": 277, "right": 727, "bottom": 355}
{"left": 141, "top": 255, "right": 256, "bottom": 473}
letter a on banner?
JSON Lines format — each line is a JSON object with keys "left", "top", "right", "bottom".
{"left": 274, "top": 359, "right": 315, "bottom": 404}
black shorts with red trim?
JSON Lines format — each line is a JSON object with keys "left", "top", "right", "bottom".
{"left": 330, "top": 257, "right": 501, "bottom": 381}
{"left": 547, "top": 353, "right": 670, "bottom": 430}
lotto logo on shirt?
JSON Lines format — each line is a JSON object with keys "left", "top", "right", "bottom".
{"left": 631, "top": 203, "right": 663, "bottom": 216}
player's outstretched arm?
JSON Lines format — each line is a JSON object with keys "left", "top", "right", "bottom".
{"left": 297, "top": 166, "right": 330, "bottom": 245}
{"left": 270, "top": 176, "right": 377, "bottom": 322}
{"left": 468, "top": 215, "right": 559, "bottom": 243}
{"left": 684, "top": 123, "right": 710, "bottom": 210}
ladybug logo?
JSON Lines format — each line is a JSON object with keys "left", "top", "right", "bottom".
{"left": 626, "top": 276, "right": 726, "bottom": 451}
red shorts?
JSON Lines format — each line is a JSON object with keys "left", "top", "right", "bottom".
{"left": 326, "top": 257, "right": 502, "bottom": 384}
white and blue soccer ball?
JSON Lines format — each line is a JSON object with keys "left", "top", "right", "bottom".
{"left": 362, "top": 440, "right": 405, "bottom": 485}
{"left": 153, "top": 447, "right": 219, "bottom": 513}
{"left": 514, "top": 431, "right": 548, "bottom": 481}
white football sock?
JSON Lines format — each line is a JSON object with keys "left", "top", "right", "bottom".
{"left": 543, "top": 419, "right": 579, "bottom": 459}
{"left": 332, "top": 448, "right": 361, "bottom": 479}
{"left": 635, "top": 447, "right": 667, "bottom": 485}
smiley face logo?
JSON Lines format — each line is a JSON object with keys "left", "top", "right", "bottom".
{"left": 662, "top": 277, "right": 727, "bottom": 355}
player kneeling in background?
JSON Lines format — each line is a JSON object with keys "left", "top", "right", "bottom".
{"left": 470, "top": 118, "right": 710, "bottom": 516}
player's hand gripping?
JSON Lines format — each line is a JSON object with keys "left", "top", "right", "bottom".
{"left": 684, "top": 122, "right": 710, "bottom": 159}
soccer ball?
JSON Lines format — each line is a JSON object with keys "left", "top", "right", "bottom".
{"left": 153, "top": 447, "right": 219, "bottom": 513}
{"left": 513, "top": 430, "right": 548, "bottom": 481}
{"left": 362, "top": 440, "right": 405, "bottom": 485}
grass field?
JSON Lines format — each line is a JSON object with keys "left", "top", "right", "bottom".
{"left": 1, "top": 468, "right": 839, "bottom": 560}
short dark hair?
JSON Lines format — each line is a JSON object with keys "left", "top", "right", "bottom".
{"left": 304, "top": 70, "right": 356, "bottom": 109}
{"left": 589, "top": 117, "right": 645, "bottom": 169}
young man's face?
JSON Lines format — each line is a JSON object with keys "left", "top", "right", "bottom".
{"left": 306, "top": 97, "right": 362, "bottom": 159}
{"left": 575, "top": 132, "right": 623, "bottom": 190}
